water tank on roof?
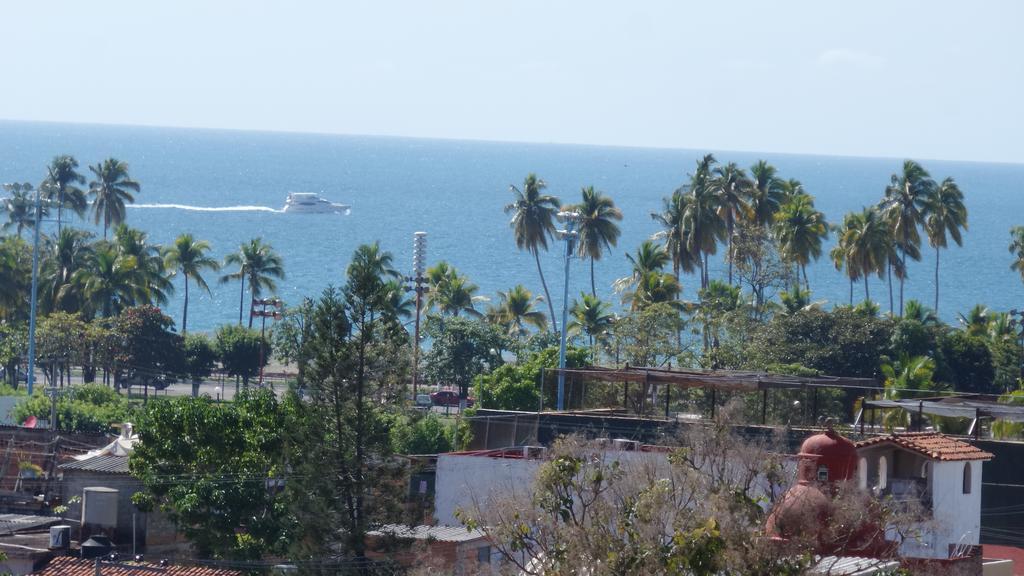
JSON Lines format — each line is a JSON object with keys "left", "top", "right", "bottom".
{"left": 82, "top": 486, "right": 118, "bottom": 541}
{"left": 48, "top": 525, "right": 70, "bottom": 550}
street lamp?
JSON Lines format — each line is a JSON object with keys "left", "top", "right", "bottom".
{"left": 406, "top": 232, "right": 429, "bottom": 400}
{"left": 251, "top": 298, "right": 283, "bottom": 386}
{"left": 555, "top": 210, "right": 581, "bottom": 411}
{"left": 214, "top": 386, "right": 221, "bottom": 402}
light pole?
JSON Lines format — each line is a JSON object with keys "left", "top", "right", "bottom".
{"left": 555, "top": 211, "right": 580, "bottom": 411}
{"left": 26, "top": 185, "right": 43, "bottom": 396}
{"left": 406, "top": 232, "right": 428, "bottom": 400}
{"left": 251, "top": 298, "right": 283, "bottom": 386}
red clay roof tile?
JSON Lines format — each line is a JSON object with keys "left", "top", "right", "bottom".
{"left": 33, "top": 556, "right": 243, "bottom": 575}
{"left": 855, "top": 432, "right": 994, "bottom": 461}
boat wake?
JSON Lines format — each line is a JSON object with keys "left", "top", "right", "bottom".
{"left": 129, "top": 203, "right": 282, "bottom": 213}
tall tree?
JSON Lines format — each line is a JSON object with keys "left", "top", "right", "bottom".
{"left": 710, "top": 161, "right": 752, "bottom": 285}
{"left": 426, "top": 261, "right": 485, "bottom": 317}
{"left": 42, "top": 155, "right": 86, "bottom": 233}
{"left": 88, "top": 158, "right": 140, "bottom": 238}
{"left": 1011, "top": 226, "right": 1024, "bottom": 285}
{"left": 163, "top": 233, "right": 220, "bottom": 334}
{"left": 773, "top": 193, "right": 828, "bottom": 290}
{"left": 881, "top": 160, "right": 936, "bottom": 315}
{"left": 1, "top": 183, "right": 43, "bottom": 238}
{"left": 220, "top": 238, "right": 285, "bottom": 327}
{"left": 113, "top": 224, "right": 173, "bottom": 308}
{"left": 572, "top": 186, "right": 622, "bottom": 296}
{"left": 568, "top": 293, "right": 614, "bottom": 358}
{"left": 924, "top": 177, "right": 967, "bottom": 313}
{"left": 682, "top": 154, "right": 725, "bottom": 289}
{"left": 613, "top": 240, "right": 671, "bottom": 296}
{"left": 40, "top": 228, "right": 94, "bottom": 314}
{"left": 505, "top": 174, "right": 561, "bottom": 333}
{"left": 487, "top": 284, "right": 548, "bottom": 338}
{"left": 74, "top": 243, "right": 140, "bottom": 318}
{"left": 843, "top": 207, "right": 890, "bottom": 303}
{"left": 652, "top": 190, "right": 700, "bottom": 288}
{"left": 748, "top": 160, "right": 785, "bottom": 228}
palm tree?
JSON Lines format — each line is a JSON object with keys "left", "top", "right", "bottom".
{"left": 221, "top": 238, "right": 285, "bottom": 327}
{"left": 748, "top": 160, "right": 785, "bottom": 228}
{"left": 88, "top": 158, "right": 140, "bottom": 239}
{"left": 881, "top": 354, "right": 945, "bottom": 429}
{"left": 487, "top": 285, "right": 547, "bottom": 338}
{"left": 505, "top": 174, "right": 561, "bottom": 333}
{"left": 40, "top": 228, "right": 94, "bottom": 314}
{"left": 113, "top": 224, "right": 173, "bottom": 307}
{"left": 845, "top": 207, "right": 890, "bottom": 303}
{"left": 881, "top": 160, "right": 936, "bottom": 315}
{"left": 568, "top": 293, "right": 614, "bottom": 358}
{"left": 779, "top": 286, "right": 822, "bottom": 316}
{"left": 627, "top": 270, "right": 682, "bottom": 311}
{"left": 1, "top": 183, "right": 42, "bottom": 238}
{"left": 682, "top": 155, "right": 725, "bottom": 289}
{"left": 42, "top": 155, "right": 86, "bottom": 233}
{"left": 710, "top": 162, "right": 752, "bottom": 285}
{"left": 904, "top": 300, "right": 940, "bottom": 326}
{"left": 614, "top": 240, "right": 670, "bottom": 295}
{"left": 382, "top": 279, "right": 415, "bottom": 321}
{"left": 74, "top": 244, "right": 140, "bottom": 318}
{"left": 958, "top": 304, "right": 991, "bottom": 338}
{"left": 651, "top": 190, "right": 700, "bottom": 287}
{"left": 773, "top": 193, "right": 828, "bottom": 290}
{"left": 163, "top": 233, "right": 220, "bottom": 334}
{"left": 830, "top": 221, "right": 859, "bottom": 306}
{"left": 1011, "top": 226, "right": 1024, "bottom": 285}
{"left": 924, "top": 177, "right": 967, "bottom": 313}
{"left": 572, "top": 186, "right": 622, "bottom": 296}
{"left": 426, "top": 262, "right": 486, "bottom": 317}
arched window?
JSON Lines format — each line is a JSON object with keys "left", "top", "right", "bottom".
{"left": 963, "top": 462, "right": 972, "bottom": 495}
{"left": 878, "top": 456, "right": 888, "bottom": 490}
{"left": 858, "top": 457, "right": 868, "bottom": 489}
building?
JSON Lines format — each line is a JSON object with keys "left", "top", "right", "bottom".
{"left": 366, "top": 524, "right": 497, "bottom": 574}
{"left": 31, "top": 556, "right": 242, "bottom": 575}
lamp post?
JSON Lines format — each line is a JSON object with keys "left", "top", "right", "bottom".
{"left": 26, "top": 185, "right": 43, "bottom": 396}
{"left": 555, "top": 211, "right": 580, "bottom": 411}
{"left": 406, "top": 232, "right": 428, "bottom": 400}
{"left": 251, "top": 298, "right": 283, "bottom": 386}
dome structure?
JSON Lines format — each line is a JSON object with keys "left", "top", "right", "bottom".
{"left": 798, "top": 428, "right": 858, "bottom": 483}
{"left": 765, "top": 480, "right": 830, "bottom": 540}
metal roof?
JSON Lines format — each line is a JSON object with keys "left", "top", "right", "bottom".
{"left": 554, "top": 366, "right": 877, "bottom": 391}
{"left": 0, "top": 514, "right": 62, "bottom": 535}
{"left": 369, "top": 524, "right": 488, "bottom": 543}
{"left": 808, "top": 556, "right": 900, "bottom": 575}
{"left": 59, "top": 454, "right": 130, "bottom": 474}
{"left": 865, "top": 397, "right": 1024, "bottom": 422}
{"left": 33, "top": 557, "right": 243, "bottom": 575}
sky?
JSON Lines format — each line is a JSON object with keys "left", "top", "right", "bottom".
{"left": 2, "top": 1, "right": 1022, "bottom": 163}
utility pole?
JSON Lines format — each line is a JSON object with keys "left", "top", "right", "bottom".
{"left": 406, "top": 232, "right": 428, "bottom": 400}
{"left": 27, "top": 185, "right": 42, "bottom": 396}
{"left": 555, "top": 211, "right": 580, "bottom": 411}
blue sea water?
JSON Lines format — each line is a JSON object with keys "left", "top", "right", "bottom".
{"left": 1, "top": 120, "right": 1022, "bottom": 333}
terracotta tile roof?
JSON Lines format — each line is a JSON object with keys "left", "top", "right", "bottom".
{"left": 855, "top": 432, "right": 994, "bottom": 461}
{"left": 370, "top": 524, "right": 488, "bottom": 543}
{"left": 33, "top": 556, "right": 243, "bottom": 575}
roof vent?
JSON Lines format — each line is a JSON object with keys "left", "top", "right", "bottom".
{"left": 612, "top": 439, "right": 640, "bottom": 451}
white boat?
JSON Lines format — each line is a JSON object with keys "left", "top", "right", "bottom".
{"left": 282, "top": 192, "right": 351, "bottom": 214}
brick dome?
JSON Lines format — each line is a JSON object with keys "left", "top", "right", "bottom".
{"left": 765, "top": 480, "right": 830, "bottom": 540}
{"left": 798, "top": 429, "right": 858, "bottom": 482}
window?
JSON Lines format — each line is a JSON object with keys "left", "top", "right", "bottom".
{"left": 817, "top": 465, "right": 829, "bottom": 482}
{"left": 878, "top": 456, "right": 888, "bottom": 490}
{"left": 858, "top": 457, "right": 868, "bottom": 489}
{"left": 477, "top": 545, "right": 492, "bottom": 564}
{"left": 963, "top": 462, "right": 972, "bottom": 495}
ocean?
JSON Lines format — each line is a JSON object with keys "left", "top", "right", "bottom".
{"left": 1, "top": 120, "right": 1022, "bottom": 333}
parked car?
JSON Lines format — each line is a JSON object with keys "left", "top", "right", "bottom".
{"left": 430, "top": 390, "right": 474, "bottom": 407}
{"left": 414, "top": 394, "right": 433, "bottom": 410}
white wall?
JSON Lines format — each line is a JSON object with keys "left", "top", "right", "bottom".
{"left": 434, "top": 454, "right": 542, "bottom": 526}
{"left": 897, "top": 460, "right": 982, "bottom": 560}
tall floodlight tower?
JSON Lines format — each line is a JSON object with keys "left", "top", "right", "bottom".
{"left": 409, "top": 232, "right": 428, "bottom": 399}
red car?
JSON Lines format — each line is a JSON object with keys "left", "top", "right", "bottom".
{"left": 430, "top": 390, "right": 474, "bottom": 407}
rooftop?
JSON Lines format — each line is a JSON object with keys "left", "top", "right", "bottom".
{"left": 32, "top": 556, "right": 242, "bottom": 576}
{"left": 59, "top": 454, "right": 130, "bottom": 474}
{"left": 0, "top": 514, "right": 63, "bottom": 535}
{"left": 856, "top": 432, "right": 995, "bottom": 462}
{"left": 368, "top": 524, "right": 488, "bottom": 543}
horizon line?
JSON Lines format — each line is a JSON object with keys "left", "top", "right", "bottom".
{"left": 1, "top": 116, "right": 1020, "bottom": 168}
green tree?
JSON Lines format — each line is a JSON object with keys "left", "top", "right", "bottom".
{"left": 390, "top": 412, "right": 454, "bottom": 455}
{"left": 74, "top": 243, "right": 141, "bottom": 318}
{"left": 1, "top": 183, "right": 44, "bottom": 238}
{"left": 935, "top": 330, "right": 995, "bottom": 394}
{"left": 652, "top": 189, "right": 701, "bottom": 290}
{"left": 221, "top": 238, "right": 285, "bottom": 327}
{"left": 475, "top": 345, "right": 587, "bottom": 411}
{"left": 486, "top": 284, "right": 548, "bottom": 339}
{"left": 924, "top": 177, "right": 967, "bottom": 313}
{"left": 112, "top": 224, "right": 173, "bottom": 308}
{"left": 272, "top": 298, "right": 315, "bottom": 389}
{"left": 130, "top": 389, "right": 288, "bottom": 560}
{"left": 748, "top": 160, "right": 785, "bottom": 227}
{"left": 682, "top": 154, "right": 726, "bottom": 289}
{"left": 163, "top": 233, "right": 220, "bottom": 334}
{"left": 88, "top": 158, "right": 140, "bottom": 238}
{"left": 957, "top": 304, "right": 991, "bottom": 338}
{"left": 42, "top": 155, "right": 87, "bottom": 233}
{"left": 614, "top": 239, "right": 671, "bottom": 296}
{"left": 572, "top": 186, "right": 622, "bottom": 296}
{"left": 904, "top": 300, "right": 940, "bottom": 326}
{"left": 505, "top": 173, "right": 561, "bottom": 332}
{"left": 183, "top": 333, "right": 218, "bottom": 397}
{"left": 426, "top": 262, "right": 485, "bottom": 317}
{"left": 40, "top": 228, "right": 93, "bottom": 314}
{"left": 835, "top": 208, "right": 889, "bottom": 304}
{"left": 568, "top": 293, "right": 614, "bottom": 359}
{"left": 774, "top": 193, "right": 828, "bottom": 290}
{"left": 710, "top": 162, "right": 752, "bottom": 285}
{"left": 35, "top": 312, "right": 88, "bottom": 387}
{"left": 0, "top": 236, "right": 32, "bottom": 322}
{"left": 0, "top": 324, "right": 27, "bottom": 388}
{"left": 14, "top": 383, "right": 134, "bottom": 433}
{"left": 881, "top": 160, "right": 936, "bottom": 315}
{"left": 424, "top": 316, "right": 505, "bottom": 403}
{"left": 113, "top": 305, "right": 185, "bottom": 395}
{"left": 215, "top": 324, "right": 268, "bottom": 388}
{"left": 1009, "top": 226, "right": 1024, "bottom": 285}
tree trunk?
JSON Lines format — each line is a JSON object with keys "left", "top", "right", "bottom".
{"left": 864, "top": 276, "right": 870, "bottom": 302}
{"left": 534, "top": 250, "right": 558, "bottom": 334}
{"left": 590, "top": 258, "right": 596, "bottom": 297}
{"left": 238, "top": 275, "right": 245, "bottom": 325}
{"left": 727, "top": 213, "right": 734, "bottom": 286}
{"left": 57, "top": 186, "right": 63, "bottom": 235}
{"left": 849, "top": 278, "right": 853, "bottom": 306}
{"left": 887, "top": 261, "right": 894, "bottom": 317}
{"left": 934, "top": 246, "right": 941, "bottom": 313}
{"left": 182, "top": 274, "right": 190, "bottom": 334}
{"left": 802, "top": 264, "right": 809, "bottom": 292}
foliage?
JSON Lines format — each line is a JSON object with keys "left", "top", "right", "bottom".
{"left": 992, "top": 387, "right": 1024, "bottom": 440}
{"left": 390, "top": 412, "right": 454, "bottom": 455}
{"left": 505, "top": 173, "right": 561, "bottom": 332}
{"left": 935, "top": 331, "right": 996, "bottom": 394}
{"left": 215, "top": 324, "right": 268, "bottom": 386}
{"left": 423, "top": 316, "right": 505, "bottom": 400}
{"left": 0, "top": 324, "right": 27, "bottom": 388}
{"left": 990, "top": 338, "right": 1022, "bottom": 394}
{"left": 130, "top": 389, "right": 288, "bottom": 560}
{"left": 183, "top": 333, "right": 218, "bottom": 393}
{"left": 476, "top": 346, "right": 588, "bottom": 411}
{"left": 13, "top": 384, "right": 134, "bottom": 433}
{"left": 271, "top": 299, "right": 315, "bottom": 388}
{"left": 112, "top": 305, "right": 185, "bottom": 390}
{"left": 890, "top": 319, "right": 937, "bottom": 359}
{"left": 611, "top": 302, "right": 684, "bottom": 369}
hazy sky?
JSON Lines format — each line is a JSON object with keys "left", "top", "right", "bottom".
{"left": 2, "top": 1, "right": 1022, "bottom": 163}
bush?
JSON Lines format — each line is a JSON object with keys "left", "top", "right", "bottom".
{"left": 936, "top": 331, "right": 995, "bottom": 394}
{"left": 475, "top": 346, "right": 588, "bottom": 411}
{"left": 215, "top": 325, "right": 269, "bottom": 386}
{"left": 184, "top": 334, "right": 218, "bottom": 396}
{"left": 391, "top": 412, "right": 454, "bottom": 455}
{"left": 12, "top": 384, "right": 135, "bottom": 433}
